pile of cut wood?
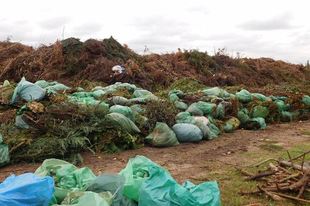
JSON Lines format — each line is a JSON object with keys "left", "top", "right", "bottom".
{"left": 238, "top": 150, "right": 310, "bottom": 204}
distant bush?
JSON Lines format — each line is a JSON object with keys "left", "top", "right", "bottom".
{"left": 183, "top": 49, "right": 219, "bottom": 71}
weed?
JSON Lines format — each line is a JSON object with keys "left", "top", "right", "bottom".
{"left": 143, "top": 100, "right": 178, "bottom": 133}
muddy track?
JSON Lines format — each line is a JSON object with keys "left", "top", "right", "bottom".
{"left": 1, "top": 120, "right": 309, "bottom": 185}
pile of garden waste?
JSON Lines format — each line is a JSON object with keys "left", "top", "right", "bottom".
{"left": 0, "top": 78, "right": 310, "bottom": 165}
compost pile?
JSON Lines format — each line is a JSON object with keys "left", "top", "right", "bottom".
{"left": 238, "top": 150, "right": 310, "bottom": 204}
{"left": 1, "top": 77, "right": 310, "bottom": 166}
{"left": 1, "top": 38, "right": 310, "bottom": 92}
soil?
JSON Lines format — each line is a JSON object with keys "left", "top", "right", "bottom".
{"left": 1, "top": 120, "right": 309, "bottom": 184}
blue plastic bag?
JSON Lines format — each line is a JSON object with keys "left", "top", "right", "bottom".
{"left": 0, "top": 173, "right": 55, "bottom": 206}
{"left": 139, "top": 164, "right": 221, "bottom": 206}
{"left": 172, "top": 123, "right": 203, "bottom": 142}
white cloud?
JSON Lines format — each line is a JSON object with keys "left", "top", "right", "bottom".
{"left": 0, "top": 0, "right": 309, "bottom": 63}
{"left": 238, "top": 12, "right": 297, "bottom": 31}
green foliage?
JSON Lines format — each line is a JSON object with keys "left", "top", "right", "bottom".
{"left": 93, "top": 130, "right": 143, "bottom": 153}
{"left": 0, "top": 102, "right": 143, "bottom": 162}
{"left": 183, "top": 49, "right": 219, "bottom": 71}
{"left": 143, "top": 100, "right": 178, "bottom": 133}
{"left": 103, "top": 88, "right": 132, "bottom": 100}
{"left": 169, "top": 77, "right": 206, "bottom": 93}
{"left": 103, "top": 36, "right": 131, "bottom": 62}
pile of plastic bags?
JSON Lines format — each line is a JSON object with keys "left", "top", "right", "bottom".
{"left": 0, "top": 156, "right": 221, "bottom": 206}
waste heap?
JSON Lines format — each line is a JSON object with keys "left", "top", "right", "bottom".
{"left": 0, "top": 78, "right": 310, "bottom": 165}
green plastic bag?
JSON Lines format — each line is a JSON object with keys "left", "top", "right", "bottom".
{"left": 112, "top": 96, "right": 129, "bottom": 106}
{"left": 139, "top": 163, "right": 221, "bottom": 206}
{"left": 73, "top": 92, "right": 94, "bottom": 98}
{"left": 130, "top": 105, "right": 144, "bottom": 114}
{"left": 251, "top": 93, "right": 267, "bottom": 102}
{"left": 15, "top": 115, "right": 31, "bottom": 129}
{"left": 237, "top": 108, "right": 250, "bottom": 124}
{"left": 61, "top": 191, "right": 113, "bottom": 205}
{"left": 252, "top": 106, "right": 269, "bottom": 118}
{"left": 45, "top": 83, "right": 70, "bottom": 95}
{"left": 0, "top": 144, "right": 10, "bottom": 166}
{"left": 109, "top": 105, "right": 135, "bottom": 122}
{"left": 85, "top": 174, "right": 125, "bottom": 206}
{"left": 195, "top": 120, "right": 212, "bottom": 140}
{"left": 236, "top": 89, "right": 252, "bottom": 103}
{"left": 146, "top": 122, "right": 179, "bottom": 147}
{"left": 202, "top": 87, "right": 221, "bottom": 96}
{"left": 214, "top": 102, "right": 225, "bottom": 119}
{"left": 35, "top": 80, "right": 49, "bottom": 88}
{"left": 168, "top": 89, "right": 185, "bottom": 98}
{"left": 281, "top": 111, "right": 292, "bottom": 122}
{"left": 174, "top": 101, "right": 188, "bottom": 111}
{"left": 35, "top": 159, "right": 96, "bottom": 204}
{"left": 175, "top": 112, "right": 196, "bottom": 124}
{"left": 172, "top": 123, "right": 203, "bottom": 143}
{"left": 249, "top": 118, "right": 266, "bottom": 130}
{"left": 77, "top": 192, "right": 110, "bottom": 206}
{"left": 195, "top": 101, "right": 216, "bottom": 115}
{"left": 208, "top": 123, "right": 221, "bottom": 136}
{"left": 224, "top": 123, "right": 233, "bottom": 133}
{"left": 73, "top": 167, "right": 97, "bottom": 189}
{"left": 169, "top": 93, "right": 179, "bottom": 102}
{"left": 105, "top": 113, "right": 140, "bottom": 134}
{"left": 128, "top": 98, "right": 147, "bottom": 104}
{"left": 186, "top": 105, "right": 204, "bottom": 116}
{"left": 92, "top": 90, "right": 107, "bottom": 98}
{"left": 76, "top": 87, "right": 84, "bottom": 92}
{"left": 118, "top": 155, "right": 163, "bottom": 201}
{"left": 275, "top": 100, "right": 290, "bottom": 111}
{"left": 302, "top": 95, "right": 310, "bottom": 106}
{"left": 225, "top": 117, "right": 240, "bottom": 130}
{"left": 10, "top": 77, "right": 46, "bottom": 104}
{"left": 110, "top": 82, "right": 137, "bottom": 93}
{"left": 132, "top": 90, "right": 153, "bottom": 98}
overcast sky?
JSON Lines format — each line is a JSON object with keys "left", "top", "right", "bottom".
{"left": 1, "top": 0, "right": 310, "bottom": 63}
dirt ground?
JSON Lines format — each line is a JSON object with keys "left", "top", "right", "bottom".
{"left": 1, "top": 121, "right": 310, "bottom": 204}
